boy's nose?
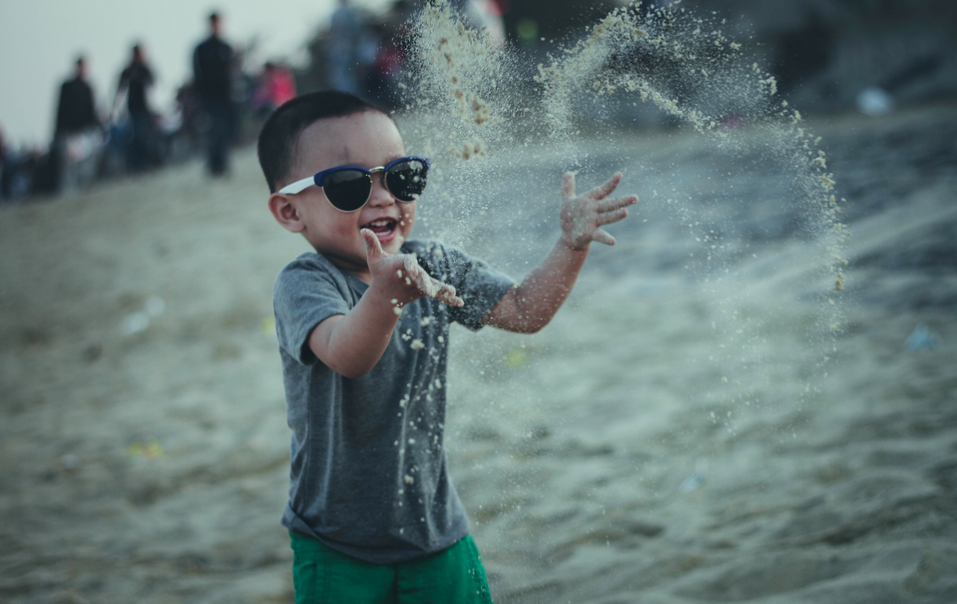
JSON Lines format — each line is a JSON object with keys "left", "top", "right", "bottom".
{"left": 367, "top": 172, "right": 395, "bottom": 207}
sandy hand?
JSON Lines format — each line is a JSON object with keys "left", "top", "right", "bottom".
{"left": 361, "top": 229, "right": 464, "bottom": 308}
{"left": 560, "top": 172, "right": 637, "bottom": 250}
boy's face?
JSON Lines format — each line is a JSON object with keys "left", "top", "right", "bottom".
{"left": 279, "top": 111, "right": 416, "bottom": 275}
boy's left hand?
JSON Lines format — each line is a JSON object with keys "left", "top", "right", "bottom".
{"left": 560, "top": 172, "right": 637, "bottom": 251}
{"left": 361, "top": 229, "right": 465, "bottom": 309}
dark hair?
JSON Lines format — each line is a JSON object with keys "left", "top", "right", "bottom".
{"left": 209, "top": 11, "right": 220, "bottom": 24}
{"left": 257, "top": 90, "right": 390, "bottom": 193}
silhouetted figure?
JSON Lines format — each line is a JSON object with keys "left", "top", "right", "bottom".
{"left": 0, "top": 130, "right": 39, "bottom": 201}
{"left": 114, "top": 44, "right": 157, "bottom": 172}
{"left": 328, "top": 0, "right": 363, "bottom": 94}
{"left": 253, "top": 62, "right": 297, "bottom": 119}
{"left": 365, "top": 0, "right": 416, "bottom": 108}
{"left": 774, "top": 10, "right": 833, "bottom": 95}
{"left": 193, "top": 12, "right": 234, "bottom": 176}
{"left": 52, "top": 56, "right": 103, "bottom": 193}
{"left": 55, "top": 57, "right": 100, "bottom": 139}
{"left": 0, "top": 126, "right": 9, "bottom": 200}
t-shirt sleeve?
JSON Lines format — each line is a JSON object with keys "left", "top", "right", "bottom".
{"left": 273, "top": 256, "right": 352, "bottom": 366}
{"left": 417, "top": 243, "right": 515, "bottom": 331}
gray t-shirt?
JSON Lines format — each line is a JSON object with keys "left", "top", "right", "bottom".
{"left": 273, "top": 240, "right": 514, "bottom": 564}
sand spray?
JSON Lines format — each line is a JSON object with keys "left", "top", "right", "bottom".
{"left": 394, "top": 0, "right": 848, "bottom": 545}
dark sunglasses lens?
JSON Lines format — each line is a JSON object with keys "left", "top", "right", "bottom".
{"left": 324, "top": 170, "right": 372, "bottom": 211}
{"left": 386, "top": 160, "right": 428, "bottom": 202}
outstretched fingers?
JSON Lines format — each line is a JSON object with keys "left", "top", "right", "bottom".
{"left": 592, "top": 228, "right": 617, "bottom": 246}
{"left": 408, "top": 258, "right": 437, "bottom": 298}
{"left": 597, "top": 194, "right": 638, "bottom": 212}
{"left": 560, "top": 171, "right": 635, "bottom": 249}
{"left": 403, "top": 254, "right": 464, "bottom": 307}
{"left": 596, "top": 207, "right": 630, "bottom": 227}
{"left": 588, "top": 172, "right": 623, "bottom": 200}
{"left": 432, "top": 279, "right": 464, "bottom": 307}
{"left": 595, "top": 194, "right": 638, "bottom": 226}
{"left": 562, "top": 172, "right": 576, "bottom": 200}
{"left": 415, "top": 270, "right": 463, "bottom": 308}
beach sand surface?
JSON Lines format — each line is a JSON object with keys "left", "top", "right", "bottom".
{"left": 1, "top": 105, "right": 955, "bottom": 603}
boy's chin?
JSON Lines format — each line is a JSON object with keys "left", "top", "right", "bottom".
{"left": 377, "top": 229, "right": 408, "bottom": 251}
{"left": 382, "top": 235, "right": 406, "bottom": 254}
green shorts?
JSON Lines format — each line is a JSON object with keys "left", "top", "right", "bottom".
{"left": 290, "top": 532, "right": 494, "bottom": 604}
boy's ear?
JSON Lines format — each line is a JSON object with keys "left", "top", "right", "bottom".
{"left": 268, "top": 193, "right": 305, "bottom": 233}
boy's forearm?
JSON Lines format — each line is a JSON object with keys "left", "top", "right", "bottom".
{"left": 519, "top": 237, "right": 589, "bottom": 325}
{"left": 485, "top": 237, "right": 588, "bottom": 333}
{"left": 311, "top": 285, "right": 400, "bottom": 378}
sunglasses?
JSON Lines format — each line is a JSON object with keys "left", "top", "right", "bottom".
{"left": 278, "top": 156, "right": 431, "bottom": 212}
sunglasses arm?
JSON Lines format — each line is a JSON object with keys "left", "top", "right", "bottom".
{"left": 278, "top": 176, "right": 316, "bottom": 195}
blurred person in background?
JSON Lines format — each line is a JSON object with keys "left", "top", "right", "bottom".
{"left": 253, "top": 62, "right": 297, "bottom": 120}
{"left": 193, "top": 11, "right": 235, "bottom": 177}
{"left": 55, "top": 57, "right": 101, "bottom": 139}
{"left": 453, "top": 0, "right": 505, "bottom": 46}
{"left": 1, "top": 123, "right": 43, "bottom": 202}
{"left": 52, "top": 56, "right": 104, "bottom": 193}
{"left": 0, "top": 125, "right": 9, "bottom": 200}
{"left": 112, "top": 43, "right": 158, "bottom": 172}
{"left": 328, "top": 0, "right": 364, "bottom": 94}
{"left": 366, "top": 0, "right": 419, "bottom": 108}
{"left": 365, "top": 21, "right": 402, "bottom": 108}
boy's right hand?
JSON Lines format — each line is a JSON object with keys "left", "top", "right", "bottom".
{"left": 361, "top": 229, "right": 465, "bottom": 309}
{"left": 560, "top": 172, "right": 637, "bottom": 251}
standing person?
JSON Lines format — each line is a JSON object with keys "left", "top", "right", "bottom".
{"left": 55, "top": 57, "right": 101, "bottom": 138}
{"left": 253, "top": 62, "right": 297, "bottom": 120}
{"left": 193, "top": 11, "right": 234, "bottom": 177}
{"left": 0, "top": 125, "right": 9, "bottom": 200}
{"left": 328, "top": 0, "right": 363, "bottom": 94}
{"left": 257, "top": 90, "right": 636, "bottom": 603}
{"left": 53, "top": 56, "right": 103, "bottom": 192}
{"left": 113, "top": 43, "right": 156, "bottom": 172}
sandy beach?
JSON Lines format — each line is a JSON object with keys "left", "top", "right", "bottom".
{"left": 1, "top": 103, "right": 956, "bottom": 603}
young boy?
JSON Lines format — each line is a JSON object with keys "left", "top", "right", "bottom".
{"left": 258, "top": 90, "right": 636, "bottom": 603}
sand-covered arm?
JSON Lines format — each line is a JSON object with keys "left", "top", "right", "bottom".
{"left": 308, "top": 229, "right": 463, "bottom": 378}
{"left": 483, "top": 172, "right": 636, "bottom": 334}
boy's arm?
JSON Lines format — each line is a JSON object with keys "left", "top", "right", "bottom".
{"left": 308, "top": 230, "right": 463, "bottom": 378}
{"left": 482, "top": 172, "right": 636, "bottom": 334}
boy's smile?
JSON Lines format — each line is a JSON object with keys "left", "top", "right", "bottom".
{"left": 276, "top": 111, "right": 416, "bottom": 280}
{"left": 363, "top": 216, "right": 400, "bottom": 242}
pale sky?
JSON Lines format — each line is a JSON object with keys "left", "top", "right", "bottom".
{"left": 0, "top": 0, "right": 390, "bottom": 146}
